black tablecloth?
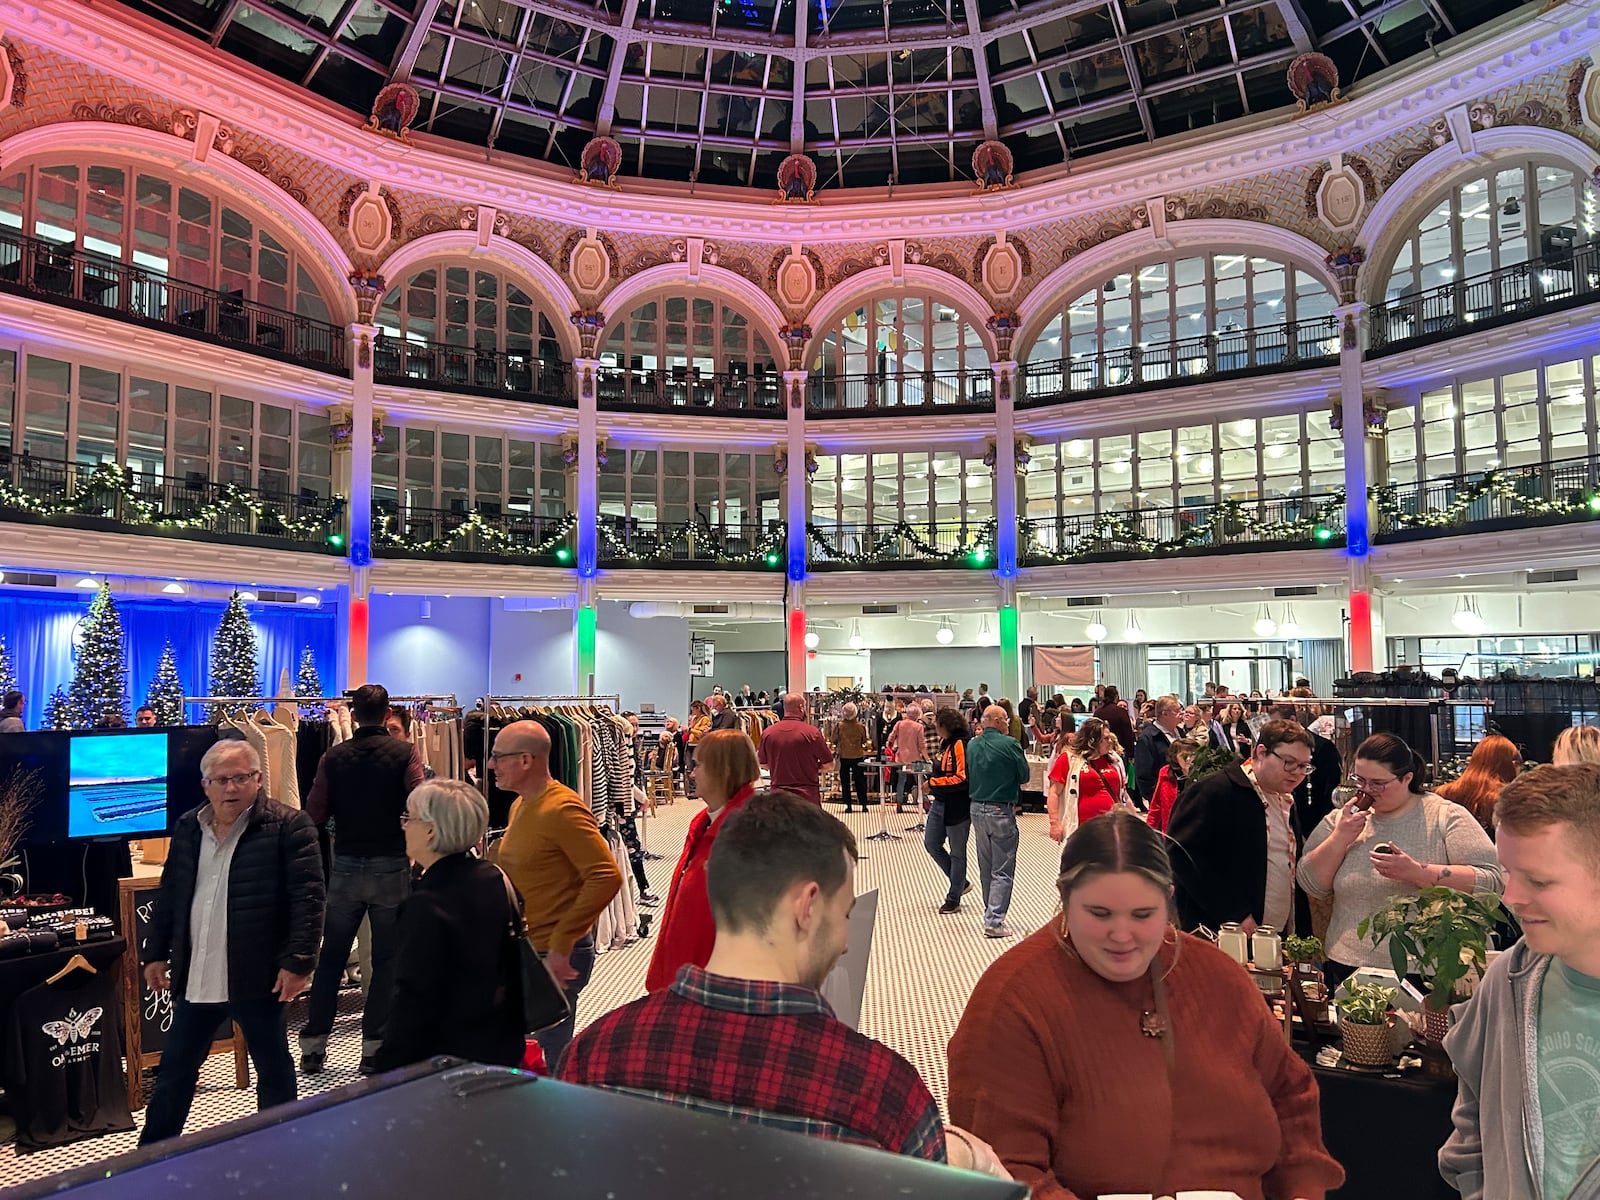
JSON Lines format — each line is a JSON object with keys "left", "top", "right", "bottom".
{"left": 1309, "top": 1047, "right": 1458, "bottom": 1199}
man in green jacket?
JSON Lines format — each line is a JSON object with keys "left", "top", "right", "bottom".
{"left": 965, "top": 705, "right": 1031, "bottom": 938}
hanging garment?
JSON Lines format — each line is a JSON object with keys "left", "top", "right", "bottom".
{"left": 222, "top": 714, "right": 272, "bottom": 798}
{"left": 256, "top": 716, "right": 300, "bottom": 809}
{"left": 6, "top": 969, "right": 134, "bottom": 1152}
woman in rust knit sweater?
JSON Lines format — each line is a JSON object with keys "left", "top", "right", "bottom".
{"left": 947, "top": 810, "right": 1343, "bottom": 1200}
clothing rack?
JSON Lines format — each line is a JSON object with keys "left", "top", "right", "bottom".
{"left": 183, "top": 694, "right": 347, "bottom": 704}
{"left": 485, "top": 694, "right": 621, "bottom": 705}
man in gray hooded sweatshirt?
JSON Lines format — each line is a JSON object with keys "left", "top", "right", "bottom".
{"left": 1441, "top": 762, "right": 1600, "bottom": 1200}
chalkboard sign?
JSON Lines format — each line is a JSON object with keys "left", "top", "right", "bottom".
{"left": 117, "top": 876, "right": 248, "bottom": 1111}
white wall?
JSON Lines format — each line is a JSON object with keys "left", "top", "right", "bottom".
{"left": 488, "top": 605, "right": 574, "bottom": 697}
{"left": 869, "top": 646, "right": 999, "bottom": 695}
{"left": 705, "top": 650, "right": 787, "bottom": 699}
{"left": 595, "top": 600, "right": 691, "bottom": 715}
{"left": 368, "top": 593, "right": 492, "bottom": 704}
{"left": 805, "top": 650, "right": 870, "bottom": 691}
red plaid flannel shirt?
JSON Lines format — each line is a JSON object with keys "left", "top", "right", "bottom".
{"left": 560, "top": 965, "right": 946, "bottom": 1162}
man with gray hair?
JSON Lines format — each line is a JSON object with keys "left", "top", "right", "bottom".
{"left": 707, "top": 692, "right": 740, "bottom": 733}
{"left": 139, "top": 737, "right": 324, "bottom": 1144}
{"left": 965, "top": 705, "right": 1030, "bottom": 938}
{"left": 757, "top": 692, "right": 834, "bottom": 806}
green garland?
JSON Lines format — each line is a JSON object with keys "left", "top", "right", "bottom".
{"left": 1371, "top": 471, "right": 1600, "bottom": 530}
{"left": 0, "top": 462, "right": 340, "bottom": 539}
{"left": 597, "top": 516, "right": 785, "bottom": 565}
{"left": 373, "top": 511, "right": 576, "bottom": 556}
{"left": 1023, "top": 493, "right": 1345, "bottom": 563}
{"left": 807, "top": 517, "right": 998, "bottom": 565}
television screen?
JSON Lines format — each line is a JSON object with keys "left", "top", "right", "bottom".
{"left": 67, "top": 731, "right": 171, "bottom": 838}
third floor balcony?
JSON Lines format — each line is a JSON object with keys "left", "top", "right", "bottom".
{"left": 1373, "top": 455, "right": 1600, "bottom": 540}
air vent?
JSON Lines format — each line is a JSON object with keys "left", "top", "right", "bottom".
{"left": 1526, "top": 569, "right": 1579, "bottom": 585}
{"left": 1274, "top": 586, "right": 1319, "bottom": 598}
{"left": 0, "top": 571, "right": 58, "bottom": 587}
{"left": 861, "top": 604, "right": 900, "bottom": 615}
{"left": 691, "top": 604, "right": 731, "bottom": 615}
{"left": 256, "top": 589, "right": 300, "bottom": 605}
{"left": 1065, "top": 595, "right": 1108, "bottom": 608}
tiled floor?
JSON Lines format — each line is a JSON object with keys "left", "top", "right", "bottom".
{"left": 0, "top": 798, "right": 1063, "bottom": 1189}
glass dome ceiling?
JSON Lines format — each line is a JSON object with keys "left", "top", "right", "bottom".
{"left": 125, "top": 0, "right": 1524, "bottom": 190}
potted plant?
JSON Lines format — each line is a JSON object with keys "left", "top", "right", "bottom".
{"left": 1285, "top": 935, "right": 1324, "bottom": 967}
{"left": 1359, "top": 887, "right": 1505, "bottom": 1043}
{"left": 1333, "top": 980, "right": 1397, "bottom": 1067}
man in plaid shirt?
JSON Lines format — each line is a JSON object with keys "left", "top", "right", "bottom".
{"left": 560, "top": 791, "right": 946, "bottom": 1162}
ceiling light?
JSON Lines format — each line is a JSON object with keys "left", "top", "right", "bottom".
{"left": 237, "top": 590, "right": 258, "bottom": 602}
{"left": 299, "top": 593, "right": 320, "bottom": 605}
{"left": 1122, "top": 614, "right": 1144, "bottom": 644}
{"left": 1451, "top": 594, "right": 1485, "bottom": 634}
{"left": 76, "top": 577, "right": 98, "bottom": 588}
{"left": 420, "top": 600, "right": 432, "bottom": 620}
{"left": 804, "top": 630, "right": 820, "bottom": 650}
{"left": 1086, "top": 612, "right": 1108, "bottom": 642}
{"left": 936, "top": 619, "right": 955, "bottom": 646}
{"left": 0, "top": 570, "right": 5, "bottom": 583}
{"left": 847, "top": 620, "right": 865, "bottom": 651}
{"left": 162, "top": 582, "right": 186, "bottom": 594}
{"left": 1278, "top": 604, "right": 1300, "bottom": 640}
{"left": 976, "top": 615, "right": 996, "bottom": 647}
{"left": 1252, "top": 604, "right": 1277, "bottom": 638}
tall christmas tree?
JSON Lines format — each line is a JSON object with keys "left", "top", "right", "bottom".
{"left": 42, "top": 687, "right": 73, "bottom": 730}
{"left": 294, "top": 646, "right": 325, "bottom": 717}
{"left": 209, "top": 591, "right": 261, "bottom": 715}
{"left": 0, "top": 634, "right": 17, "bottom": 698}
{"left": 67, "top": 582, "right": 128, "bottom": 728}
{"left": 145, "top": 641, "right": 186, "bottom": 726}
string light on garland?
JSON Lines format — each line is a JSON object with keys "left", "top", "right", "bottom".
{"left": 807, "top": 518, "right": 999, "bottom": 567}
{"left": 373, "top": 511, "right": 577, "bottom": 560}
{"left": 1023, "top": 495, "right": 1346, "bottom": 564}
{"left": 595, "top": 517, "right": 785, "bottom": 566}
{"left": 1372, "top": 472, "right": 1600, "bottom": 531}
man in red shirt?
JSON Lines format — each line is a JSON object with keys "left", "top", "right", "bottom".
{"left": 561, "top": 792, "right": 946, "bottom": 1162}
{"left": 756, "top": 692, "right": 834, "bottom": 805}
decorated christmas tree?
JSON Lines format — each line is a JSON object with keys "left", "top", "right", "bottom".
{"left": 209, "top": 591, "right": 261, "bottom": 715}
{"left": 67, "top": 582, "right": 129, "bottom": 728}
{"left": 294, "top": 645, "right": 325, "bottom": 717}
{"left": 145, "top": 641, "right": 186, "bottom": 726}
{"left": 42, "top": 687, "right": 73, "bottom": 730}
{"left": 0, "top": 634, "right": 17, "bottom": 698}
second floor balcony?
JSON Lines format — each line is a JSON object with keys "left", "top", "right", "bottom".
{"left": 808, "top": 519, "right": 997, "bottom": 568}
{"left": 1373, "top": 455, "right": 1600, "bottom": 540}
{"left": 0, "top": 449, "right": 344, "bottom": 550}
{"left": 596, "top": 515, "right": 786, "bottom": 568}
{"left": 0, "top": 230, "right": 348, "bottom": 373}
{"left": 1019, "top": 318, "right": 1340, "bottom": 408}
{"left": 372, "top": 504, "right": 574, "bottom": 563}
{"left": 594, "top": 365, "right": 783, "bottom": 416}
{"left": 1021, "top": 493, "right": 1346, "bottom": 564}
{"left": 805, "top": 369, "right": 993, "bottom": 416}
{"left": 372, "top": 336, "right": 573, "bottom": 406}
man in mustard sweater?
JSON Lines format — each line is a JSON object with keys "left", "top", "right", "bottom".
{"left": 493, "top": 720, "right": 622, "bottom": 1070}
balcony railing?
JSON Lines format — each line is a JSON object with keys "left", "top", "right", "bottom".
{"left": 1019, "top": 318, "right": 1340, "bottom": 408}
{"left": 593, "top": 365, "right": 783, "bottom": 416}
{"left": 0, "top": 450, "right": 343, "bottom": 549}
{"left": 0, "top": 229, "right": 347, "bottom": 372}
{"left": 372, "top": 336, "right": 572, "bottom": 406}
{"left": 808, "top": 519, "right": 997, "bottom": 568}
{"left": 1373, "top": 456, "right": 1600, "bottom": 540}
{"left": 1020, "top": 493, "right": 1346, "bottom": 564}
{"left": 372, "top": 504, "right": 574, "bottom": 561}
{"left": 805, "top": 369, "right": 993, "bottom": 415}
{"left": 1369, "top": 242, "right": 1600, "bottom": 355}
{"left": 596, "top": 516, "right": 785, "bottom": 567}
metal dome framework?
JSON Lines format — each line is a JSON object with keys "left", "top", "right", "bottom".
{"left": 125, "top": 0, "right": 1524, "bottom": 189}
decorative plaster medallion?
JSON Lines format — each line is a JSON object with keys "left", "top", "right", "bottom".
{"left": 569, "top": 234, "right": 612, "bottom": 295}
{"left": 345, "top": 183, "right": 395, "bottom": 253}
{"left": 774, "top": 252, "right": 818, "bottom": 309}
{"left": 1575, "top": 62, "right": 1600, "bottom": 135}
{"left": 982, "top": 241, "right": 1024, "bottom": 300}
{"left": 1315, "top": 159, "right": 1366, "bottom": 232}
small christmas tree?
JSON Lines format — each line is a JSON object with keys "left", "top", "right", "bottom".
{"left": 42, "top": 687, "right": 73, "bottom": 730}
{"left": 67, "top": 582, "right": 129, "bottom": 728}
{"left": 209, "top": 591, "right": 261, "bottom": 716}
{"left": 0, "top": 634, "right": 18, "bottom": 698}
{"left": 145, "top": 641, "right": 186, "bottom": 727}
{"left": 294, "top": 646, "right": 325, "bottom": 717}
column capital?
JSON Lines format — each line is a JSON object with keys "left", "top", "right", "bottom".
{"left": 570, "top": 311, "right": 606, "bottom": 358}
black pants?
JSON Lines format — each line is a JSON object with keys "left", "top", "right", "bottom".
{"left": 140, "top": 996, "right": 296, "bottom": 1144}
{"left": 838, "top": 757, "right": 868, "bottom": 809}
{"left": 300, "top": 854, "right": 410, "bottom": 1056}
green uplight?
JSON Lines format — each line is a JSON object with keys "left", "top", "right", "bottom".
{"left": 327, "top": 531, "right": 345, "bottom": 548}
{"left": 555, "top": 546, "right": 573, "bottom": 563}
{"left": 1314, "top": 525, "right": 1335, "bottom": 542}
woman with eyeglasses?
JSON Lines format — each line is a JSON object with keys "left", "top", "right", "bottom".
{"left": 1297, "top": 732, "right": 1504, "bottom": 988}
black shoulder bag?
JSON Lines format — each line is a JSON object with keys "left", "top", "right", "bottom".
{"left": 495, "top": 867, "right": 572, "bottom": 1034}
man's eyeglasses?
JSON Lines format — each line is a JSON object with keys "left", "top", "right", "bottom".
{"left": 1266, "top": 751, "right": 1313, "bottom": 777}
{"left": 487, "top": 749, "right": 526, "bottom": 762}
{"left": 206, "top": 771, "right": 260, "bottom": 788}
{"left": 1350, "top": 772, "right": 1398, "bottom": 790}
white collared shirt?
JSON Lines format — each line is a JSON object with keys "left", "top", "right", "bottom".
{"left": 186, "top": 806, "right": 249, "bottom": 1003}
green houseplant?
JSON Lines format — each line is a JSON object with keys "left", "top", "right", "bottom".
{"left": 1333, "top": 980, "right": 1397, "bottom": 1067}
{"left": 1285, "top": 935, "right": 1324, "bottom": 966}
{"left": 1358, "top": 887, "right": 1505, "bottom": 1041}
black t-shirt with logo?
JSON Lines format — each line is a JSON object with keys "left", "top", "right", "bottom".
{"left": 6, "top": 968, "right": 134, "bottom": 1151}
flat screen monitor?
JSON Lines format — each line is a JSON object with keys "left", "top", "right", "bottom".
{"left": 67, "top": 730, "right": 170, "bottom": 838}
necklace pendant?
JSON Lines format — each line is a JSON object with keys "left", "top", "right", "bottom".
{"left": 1140, "top": 1010, "right": 1169, "bottom": 1039}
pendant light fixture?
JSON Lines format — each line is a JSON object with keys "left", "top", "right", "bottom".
{"left": 976, "top": 614, "right": 996, "bottom": 647}
{"left": 1277, "top": 604, "right": 1300, "bottom": 640}
{"left": 1252, "top": 604, "right": 1277, "bottom": 638}
{"left": 936, "top": 618, "right": 955, "bottom": 645}
{"left": 1085, "top": 611, "right": 1108, "bottom": 642}
{"left": 1451, "top": 595, "right": 1486, "bottom": 634}
{"left": 1122, "top": 613, "right": 1145, "bottom": 644}
{"left": 847, "top": 620, "right": 865, "bottom": 650}
{"left": 804, "top": 630, "right": 820, "bottom": 650}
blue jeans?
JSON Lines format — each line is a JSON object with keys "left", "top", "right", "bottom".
{"left": 923, "top": 800, "right": 970, "bottom": 905}
{"left": 300, "top": 854, "right": 411, "bottom": 1056}
{"left": 139, "top": 996, "right": 297, "bottom": 1144}
{"left": 895, "top": 762, "right": 924, "bottom": 808}
{"left": 534, "top": 934, "right": 595, "bottom": 1073}
{"left": 971, "top": 802, "right": 1019, "bottom": 929}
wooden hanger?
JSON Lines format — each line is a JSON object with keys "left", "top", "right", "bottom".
{"left": 46, "top": 953, "right": 96, "bottom": 984}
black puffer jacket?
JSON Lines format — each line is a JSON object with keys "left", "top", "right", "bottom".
{"left": 143, "top": 795, "right": 325, "bottom": 1002}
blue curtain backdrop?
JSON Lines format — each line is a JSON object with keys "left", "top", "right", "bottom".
{"left": 0, "top": 589, "right": 340, "bottom": 727}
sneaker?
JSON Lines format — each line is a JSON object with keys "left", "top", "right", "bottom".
{"left": 300, "top": 1051, "right": 325, "bottom": 1076}
{"left": 640, "top": 890, "right": 662, "bottom": 906}
{"left": 983, "top": 924, "right": 1015, "bottom": 939}
{"left": 638, "top": 914, "right": 654, "bottom": 938}
{"left": 938, "top": 900, "right": 961, "bottom": 915}
{"left": 962, "top": 882, "right": 974, "bottom": 897}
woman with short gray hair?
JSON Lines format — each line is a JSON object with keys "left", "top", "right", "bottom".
{"left": 372, "top": 780, "right": 524, "bottom": 1071}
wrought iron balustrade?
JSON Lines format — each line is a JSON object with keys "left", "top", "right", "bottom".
{"left": 807, "top": 519, "right": 996, "bottom": 567}
{"left": 1372, "top": 456, "right": 1600, "bottom": 538}
{"left": 596, "top": 516, "right": 785, "bottom": 566}
{"left": 804, "top": 369, "right": 993, "bottom": 415}
{"left": 371, "top": 336, "right": 572, "bottom": 405}
{"left": 1019, "top": 317, "right": 1339, "bottom": 407}
{"left": 593, "top": 365, "right": 784, "bottom": 415}
{"left": 0, "top": 228, "right": 347, "bottom": 371}
{"left": 371, "top": 504, "right": 573, "bottom": 560}
{"left": 1020, "top": 493, "right": 1345, "bottom": 563}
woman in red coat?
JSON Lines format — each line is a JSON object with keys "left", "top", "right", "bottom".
{"left": 644, "top": 729, "right": 760, "bottom": 992}
{"left": 1146, "top": 738, "right": 1198, "bottom": 834}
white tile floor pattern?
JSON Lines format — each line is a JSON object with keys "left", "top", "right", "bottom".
{"left": 0, "top": 798, "right": 1063, "bottom": 1188}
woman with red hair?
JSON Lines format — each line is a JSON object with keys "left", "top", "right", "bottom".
{"left": 1437, "top": 733, "right": 1522, "bottom": 834}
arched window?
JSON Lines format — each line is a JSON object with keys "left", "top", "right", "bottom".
{"left": 376, "top": 263, "right": 564, "bottom": 362}
{"left": 1382, "top": 161, "right": 1592, "bottom": 300}
{"left": 1026, "top": 252, "right": 1336, "bottom": 385}
{"left": 600, "top": 294, "right": 777, "bottom": 376}
{"left": 814, "top": 294, "right": 989, "bottom": 408}
{"left": 0, "top": 159, "right": 332, "bottom": 320}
